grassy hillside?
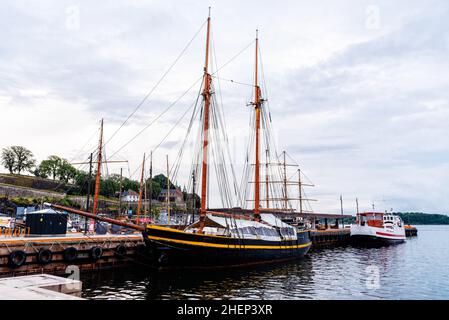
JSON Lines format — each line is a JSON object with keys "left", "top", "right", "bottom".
{"left": 0, "top": 173, "right": 72, "bottom": 192}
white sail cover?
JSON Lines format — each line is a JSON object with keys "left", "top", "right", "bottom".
{"left": 206, "top": 214, "right": 273, "bottom": 229}
{"left": 185, "top": 214, "right": 297, "bottom": 240}
{"left": 260, "top": 214, "right": 294, "bottom": 229}
{"left": 260, "top": 214, "right": 297, "bottom": 239}
{"left": 26, "top": 208, "right": 62, "bottom": 214}
{"left": 202, "top": 214, "right": 296, "bottom": 240}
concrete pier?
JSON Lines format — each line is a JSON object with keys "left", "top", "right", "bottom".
{"left": 0, "top": 274, "right": 83, "bottom": 300}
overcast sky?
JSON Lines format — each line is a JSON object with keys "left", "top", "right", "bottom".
{"left": 1, "top": 0, "right": 448, "bottom": 214}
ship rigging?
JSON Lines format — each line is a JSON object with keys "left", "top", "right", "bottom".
{"left": 49, "top": 9, "right": 313, "bottom": 268}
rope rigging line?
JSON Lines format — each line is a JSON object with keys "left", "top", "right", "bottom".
{"left": 210, "top": 75, "right": 254, "bottom": 87}
{"left": 210, "top": 40, "right": 255, "bottom": 77}
{"left": 239, "top": 37, "right": 304, "bottom": 212}
{"left": 128, "top": 80, "right": 203, "bottom": 180}
{"left": 210, "top": 27, "right": 242, "bottom": 206}
{"left": 131, "top": 31, "right": 252, "bottom": 210}
{"left": 107, "top": 74, "right": 204, "bottom": 162}
{"left": 109, "top": 38, "right": 256, "bottom": 184}
{"left": 156, "top": 77, "right": 204, "bottom": 184}
{"left": 63, "top": 33, "right": 268, "bottom": 215}
{"left": 209, "top": 92, "right": 233, "bottom": 207}
{"left": 102, "top": 19, "right": 208, "bottom": 149}
{"left": 44, "top": 123, "right": 101, "bottom": 195}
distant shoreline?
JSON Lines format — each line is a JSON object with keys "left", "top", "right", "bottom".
{"left": 406, "top": 224, "right": 449, "bottom": 226}
{"left": 395, "top": 212, "right": 449, "bottom": 225}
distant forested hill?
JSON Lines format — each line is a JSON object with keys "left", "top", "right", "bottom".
{"left": 395, "top": 212, "right": 449, "bottom": 225}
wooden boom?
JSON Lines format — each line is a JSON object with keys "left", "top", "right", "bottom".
{"left": 45, "top": 203, "right": 145, "bottom": 231}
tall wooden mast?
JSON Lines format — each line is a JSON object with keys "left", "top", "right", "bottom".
{"left": 298, "top": 169, "right": 303, "bottom": 214}
{"left": 253, "top": 30, "right": 262, "bottom": 221}
{"left": 199, "top": 8, "right": 212, "bottom": 231}
{"left": 167, "top": 154, "right": 171, "bottom": 225}
{"left": 118, "top": 167, "right": 123, "bottom": 218}
{"left": 265, "top": 149, "right": 269, "bottom": 209}
{"left": 282, "top": 151, "right": 288, "bottom": 210}
{"left": 92, "top": 119, "right": 104, "bottom": 216}
{"left": 149, "top": 151, "right": 153, "bottom": 216}
{"left": 137, "top": 153, "right": 145, "bottom": 224}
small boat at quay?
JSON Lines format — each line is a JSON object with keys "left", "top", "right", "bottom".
{"left": 350, "top": 212, "right": 406, "bottom": 246}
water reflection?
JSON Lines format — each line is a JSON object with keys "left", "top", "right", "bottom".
{"left": 82, "top": 257, "right": 315, "bottom": 300}
{"left": 81, "top": 226, "right": 449, "bottom": 300}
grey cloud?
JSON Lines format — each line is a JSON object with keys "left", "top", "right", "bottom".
{"left": 1, "top": 0, "right": 449, "bottom": 213}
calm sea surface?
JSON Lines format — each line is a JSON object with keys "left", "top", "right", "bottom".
{"left": 81, "top": 225, "right": 449, "bottom": 300}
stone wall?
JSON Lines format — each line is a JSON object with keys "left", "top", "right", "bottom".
{"left": 0, "top": 183, "right": 65, "bottom": 199}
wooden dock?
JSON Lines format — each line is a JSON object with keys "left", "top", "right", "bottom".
{"left": 310, "top": 228, "right": 351, "bottom": 248}
{"left": 0, "top": 233, "right": 144, "bottom": 277}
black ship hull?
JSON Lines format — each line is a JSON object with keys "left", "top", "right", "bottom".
{"left": 143, "top": 226, "right": 312, "bottom": 269}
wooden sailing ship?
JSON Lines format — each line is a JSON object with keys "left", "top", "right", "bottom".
{"left": 48, "top": 11, "right": 312, "bottom": 269}
{"left": 142, "top": 12, "right": 311, "bottom": 268}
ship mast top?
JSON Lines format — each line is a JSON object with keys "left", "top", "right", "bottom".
{"left": 253, "top": 29, "right": 262, "bottom": 221}
{"left": 199, "top": 8, "right": 212, "bottom": 232}
{"left": 92, "top": 118, "right": 104, "bottom": 216}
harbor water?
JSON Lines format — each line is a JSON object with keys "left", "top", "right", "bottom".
{"left": 81, "top": 225, "right": 449, "bottom": 300}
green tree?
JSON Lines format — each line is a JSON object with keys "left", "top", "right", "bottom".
{"left": 100, "top": 174, "right": 121, "bottom": 197}
{"left": 73, "top": 170, "right": 89, "bottom": 194}
{"left": 36, "top": 155, "right": 62, "bottom": 179}
{"left": 146, "top": 178, "right": 162, "bottom": 199}
{"left": 1, "top": 147, "right": 15, "bottom": 173}
{"left": 122, "top": 177, "right": 140, "bottom": 193}
{"left": 35, "top": 155, "right": 77, "bottom": 183}
{"left": 12, "top": 146, "right": 36, "bottom": 174}
{"left": 57, "top": 159, "right": 78, "bottom": 183}
{"left": 1, "top": 146, "right": 36, "bottom": 174}
{"left": 153, "top": 173, "right": 176, "bottom": 189}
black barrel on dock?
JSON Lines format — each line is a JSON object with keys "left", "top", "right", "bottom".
{"left": 25, "top": 209, "right": 67, "bottom": 236}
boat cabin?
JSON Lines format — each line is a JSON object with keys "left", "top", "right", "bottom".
{"left": 356, "top": 212, "right": 402, "bottom": 228}
{"left": 356, "top": 212, "right": 383, "bottom": 227}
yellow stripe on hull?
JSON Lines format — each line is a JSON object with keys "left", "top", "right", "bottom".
{"left": 147, "top": 235, "right": 312, "bottom": 250}
{"left": 146, "top": 225, "right": 310, "bottom": 238}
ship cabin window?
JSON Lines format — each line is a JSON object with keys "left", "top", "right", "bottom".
{"left": 241, "top": 227, "right": 256, "bottom": 235}
{"left": 366, "top": 214, "right": 383, "bottom": 221}
{"left": 231, "top": 227, "right": 260, "bottom": 236}
{"left": 255, "top": 227, "right": 275, "bottom": 237}
{"left": 265, "top": 228, "right": 278, "bottom": 237}
{"left": 280, "top": 227, "right": 295, "bottom": 237}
